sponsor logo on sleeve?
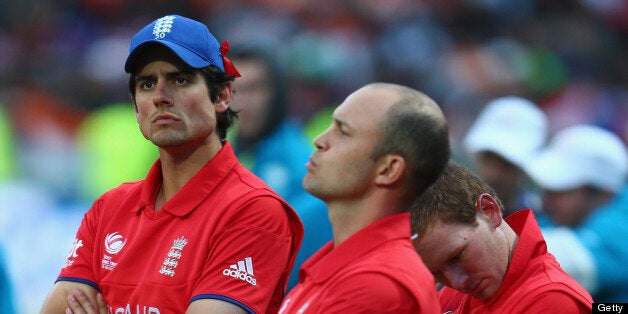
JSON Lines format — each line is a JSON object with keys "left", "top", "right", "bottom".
{"left": 222, "top": 256, "right": 257, "bottom": 286}
{"left": 64, "top": 238, "right": 84, "bottom": 268}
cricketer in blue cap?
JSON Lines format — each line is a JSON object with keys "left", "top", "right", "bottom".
{"left": 124, "top": 15, "right": 240, "bottom": 141}
{"left": 41, "top": 14, "right": 305, "bottom": 314}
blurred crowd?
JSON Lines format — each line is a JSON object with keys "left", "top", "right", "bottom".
{"left": 0, "top": 0, "right": 627, "bottom": 312}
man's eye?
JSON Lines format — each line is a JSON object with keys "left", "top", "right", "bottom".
{"left": 140, "top": 81, "right": 154, "bottom": 89}
{"left": 450, "top": 249, "right": 464, "bottom": 263}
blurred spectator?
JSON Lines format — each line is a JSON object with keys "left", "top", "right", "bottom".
{"left": 75, "top": 102, "right": 158, "bottom": 202}
{"left": 0, "top": 105, "right": 15, "bottom": 179}
{"left": 526, "top": 124, "right": 628, "bottom": 302}
{"left": 6, "top": 85, "right": 86, "bottom": 202}
{"left": 0, "top": 107, "right": 16, "bottom": 313}
{"left": 0, "top": 241, "right": 16, "bottom": 313}
{"left": 229, "top": 43, "right": 332, "bottom": 290}
{"left": 0, "top": 108, "right": 84, "bottom": 313}
{"left": 0, "top": 183, "right": 84, "bottom": 314}
{"left": 463, "top": 96, "right": 547, "bottom": 216}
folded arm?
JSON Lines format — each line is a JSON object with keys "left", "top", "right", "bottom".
{"left": 40, "top": 281, "right": 99, "bottom": 314}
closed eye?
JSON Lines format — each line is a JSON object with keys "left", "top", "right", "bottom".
{"left": 448, "top": 247, "right": 465, "bottom": 265}
{"left": 332, "top": 118, "right": 350, "bottom": 136}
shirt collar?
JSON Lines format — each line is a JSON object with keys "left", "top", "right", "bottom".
{"left": 300, "top": 212, "right": 413, "bottom": 284}
{"left": 132, "top": 141, "right": 239, "bottom": 217}
{"left": 486, "top": 209, "right": 546, "bottom": 304}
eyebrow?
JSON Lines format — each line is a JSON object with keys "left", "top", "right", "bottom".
{"left": 135, "top": 69, "right": 196, "bottom": 82}
{"left": 134, "top": 73, "right": 154, "bottom": 83}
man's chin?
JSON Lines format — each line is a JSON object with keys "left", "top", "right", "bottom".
{"left": 302, "top": 179, "right": 325, "bottom": 200}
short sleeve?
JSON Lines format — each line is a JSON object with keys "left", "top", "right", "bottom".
{"left": 57, "top": 198, "right": 103, "bottom": 289}
{"left": 191, "top": 196, "right": 297, "bottom": 313}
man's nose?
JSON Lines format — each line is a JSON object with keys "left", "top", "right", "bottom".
{"left": 443, "top": 267, "right": 470, "bottom": 292}
{"left": 153, "top": 82, "right": 174, "bottom": 107}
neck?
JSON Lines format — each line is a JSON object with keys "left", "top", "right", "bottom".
{"left": 502, "top": 223, "right": 519, "bottom": 268}
{"left": 155, "top": 140, "right": 223, "bottom": 209}
{"left": 327, "top": 197, "right": 400, "bottom": 247}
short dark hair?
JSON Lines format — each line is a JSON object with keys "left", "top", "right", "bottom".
{"left": 410, "top": 161, "right": 505, "bottom": 240}
{"left": 127, "top": 51, "right": 238, "bottom": 141}
{"left": 370, "top": 86, "right": 450, "bottom": 206}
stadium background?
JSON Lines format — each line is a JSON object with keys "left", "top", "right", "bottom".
{"left": 0, "top": 0, "right": 626, "bottom": 312}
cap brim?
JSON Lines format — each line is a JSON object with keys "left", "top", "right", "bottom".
{"left": 124, "top": 40, "right": 212, "bottom": 73}
{"left": 526, "top": 151, "right": 584, "bottom": 191}
{"left": 464, "top": 132, "right": 532, "bottom": 169}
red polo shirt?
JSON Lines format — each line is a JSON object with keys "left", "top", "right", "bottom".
{"left": 57, "top": 141, "right": 303, "bottom": 313}
{"left": 439, "top": 209, "right": 592, "bottom": 313}
{"left": 280, "top": 212, "right": 440, "bottom": 313}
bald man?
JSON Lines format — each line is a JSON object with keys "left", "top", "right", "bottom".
{"left": 280, "top": 83, "right": 450, "bottom": 313}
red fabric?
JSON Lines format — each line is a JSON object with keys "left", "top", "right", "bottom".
{"left": 58, "top": 141, "right": 303, "bottom": 313}
{"left": 280, "top": 213, "right": 441, "bottom": 313}
{"left": 438, "top": 209, "right": 593, "bottom": 314}
{"left": 220, "top": 40, "right": 241, "bottom": 77}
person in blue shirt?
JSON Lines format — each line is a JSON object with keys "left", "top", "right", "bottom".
{"left": 573, "top": 184, "right": 628, "bottom": 302}
{"left": 0, "top": 245, "right": 16, "bottom": 314}
{"left": 229, "top": 43, "right": 332, "bottom": 290}
{"left": 526, "top": 124, "right": 628, "bottom": 302}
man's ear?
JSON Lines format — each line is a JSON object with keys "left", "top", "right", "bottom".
{"left": 214, "top": 82, "right": 233, "bottom": 113}
{"left": 374, "top": 154, "right": 405, "bottom": 186}
{"left": 476, "top": 193, "right": 503, "bottom": 228}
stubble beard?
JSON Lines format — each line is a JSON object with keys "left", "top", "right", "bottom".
{"left": 303, "top": 173, "right": 326, "bottom": 201}
{"left": 149, "top": 127, "right": 190, "bottom": 148}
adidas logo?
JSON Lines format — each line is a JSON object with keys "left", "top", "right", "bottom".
{"left": 222, "top": 257, "right": 257, "bottom": 286}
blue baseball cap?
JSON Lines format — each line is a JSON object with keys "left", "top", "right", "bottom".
{"left": 125, "top": 15, "right": 225, "bottom": 73}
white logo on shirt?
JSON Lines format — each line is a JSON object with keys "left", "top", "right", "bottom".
{"left": 104, "top": 232, "right": 126, "bottom": 254}
{"left": 222, "top": 256, "right": 257, "bottom": 286}
{"left": 101, "top": 232, "right": 126, "bottom": 271}
{"left": 64, "top": 238, "right": 83, "bottom": 268}
{"left": 69, "top": 238, "right": 83, "bottom": 258}
{"left": 110, "top": 304, "right": 161, "bottom": 314}
{"left": 159, "top": 236, "right": 188, "bottom": 277}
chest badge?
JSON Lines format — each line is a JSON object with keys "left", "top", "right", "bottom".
{"left": 102, "top": 232, "right": 126, "bottom": 271}
{"left": 159, "top": 236, "right": 188, "bottom": 277}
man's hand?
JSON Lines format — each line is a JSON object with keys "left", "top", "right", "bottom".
{"left": 65, "top": 289, "right": 107, "bottom": 314}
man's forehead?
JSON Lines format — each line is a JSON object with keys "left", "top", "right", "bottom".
{"left": 333, "top": 89, "right": 394, "bottom": 127}
{"left": 331, "top": 105, "right": 378, "bottom": 139}
{"left": 416, "top": 222, "right": 466, "bottom": 261}
{"left": 351, "top": 85, "right": 399, "bottom": 107}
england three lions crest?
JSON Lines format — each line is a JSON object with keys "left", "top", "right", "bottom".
{"left": 159, "top": 236, "right": 188, "bottom": 277}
